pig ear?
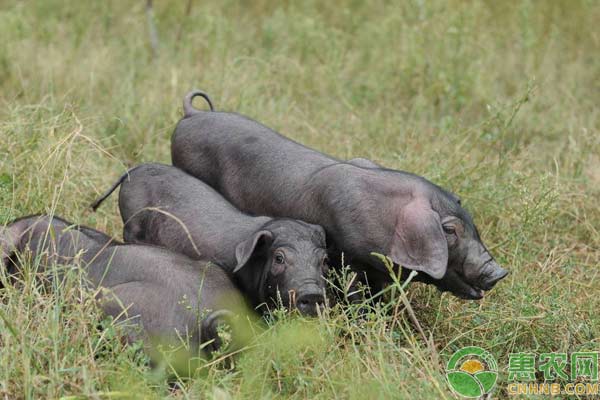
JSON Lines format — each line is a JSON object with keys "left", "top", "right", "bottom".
{"left": 233, "top": 230, "right": 274, "bottom": 273}
{"left": 0, "top": 225, "right": 19, "bottom": 268}
{"left": 389, "top": 198, "right": 448, "bottom": 279}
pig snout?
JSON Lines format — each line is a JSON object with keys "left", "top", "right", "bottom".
{"left": 479, "top": 261, "right": 508, "bottom": 291}
{"left": 296, "top": 287, "right": 325, "bottom": 316}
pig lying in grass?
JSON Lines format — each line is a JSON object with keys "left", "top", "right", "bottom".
{"left": 92, "top": 163, "right": 329, "bottom": 316}
{"left": 0, "top": 214, "right": 250, "bottom": 365}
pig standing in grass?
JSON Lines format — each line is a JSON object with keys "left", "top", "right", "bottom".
{"left": 91, "top": 163, "right": 329, "bottom": 315}
{"left": 0, "top": 214, "right": 249, "bottom": 360}
{"left": 170, "top": 91, "right": 508, "bottom": 300}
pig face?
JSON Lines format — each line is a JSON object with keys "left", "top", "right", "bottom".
{"left": 436, "top": 209, "right": 507, "bottom": 299}
{"left": 234, "top": 220, "right": 328, "bottom": 315}
{"left": 389, "top": 188, "right": 508, "bottom": 300}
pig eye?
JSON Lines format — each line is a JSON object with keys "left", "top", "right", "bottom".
{"left": 442, "top": 224, "right": 456, "bottom": 234}
{"left": 271, "top": 252, "right": 286, "bottom": 275}
{"left": 274, "top": 252, "right": 285, "bottom": 264}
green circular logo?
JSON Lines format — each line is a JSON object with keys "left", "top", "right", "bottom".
{"left": 446, "top": 346, "right": 498, "bottom": 398}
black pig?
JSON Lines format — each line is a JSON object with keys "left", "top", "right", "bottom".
{"left": 91, "top": 163, "right": 329, "bottom": 315}
{"left": 0, "top": 214, "right": 248, "bottom": 360}
{"left": 170, "top": 91, "right": 508, "bottom": 300}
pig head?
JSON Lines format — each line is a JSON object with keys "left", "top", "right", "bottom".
{"left": 314, "top": 166, "right": 508, "bottom": 300}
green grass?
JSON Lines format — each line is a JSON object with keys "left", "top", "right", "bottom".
{"left": 0, "top": 0, "right": 598, "bottom": 398}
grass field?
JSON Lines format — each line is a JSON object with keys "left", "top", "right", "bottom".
{"left": 0, "top": 1, "right": 598, "bottom": 398}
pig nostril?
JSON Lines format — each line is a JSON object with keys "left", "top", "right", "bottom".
{"left": 296, "top": 293, "right": 325, "bottom": 314}
{"left": 480, "top": 268, "right": 509, "bottom": 290}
